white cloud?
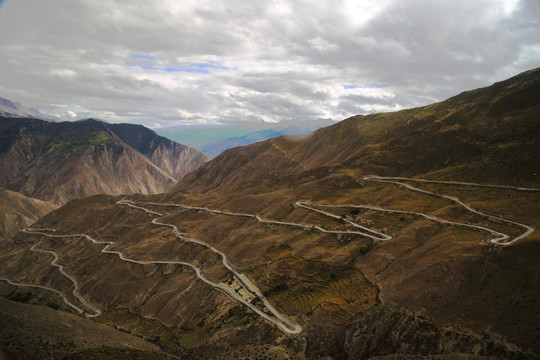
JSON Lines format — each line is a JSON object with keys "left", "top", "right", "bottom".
{"left": 344, "top": 86, "right": 395, "bottom": 100}
{"left": 308, "top": 37, "right": 340, "bottom": 53}
{"left": 341, "top": 0, "right": 393, "bottom": 27}
{"left": 50, "top": 69, "right": 77, "bottom": 79}
{"left": 0, "top": 0, "right": 538, "bottom": 126}
{"left": 501, "top": 0, "right": 520, "bottom": 15}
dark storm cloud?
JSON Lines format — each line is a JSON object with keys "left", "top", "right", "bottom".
{"left": 0, "top": 0, "right": 538, "bottom": 127}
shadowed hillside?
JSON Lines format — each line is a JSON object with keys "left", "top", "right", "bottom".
{"left": 0, "top": 298, "right": 176, "bottom": 359}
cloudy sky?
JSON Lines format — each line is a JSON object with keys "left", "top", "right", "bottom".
{"left": 0, "top": 0, "right": 539, "bottom": 128}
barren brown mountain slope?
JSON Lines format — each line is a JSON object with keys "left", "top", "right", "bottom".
{"left": 0, "top": 188, "right": 57, "bottom": 239}
{"left": 1, "top": 69, "right": 539, "bottom": 360}
{"left": 106, "top": 122, "right": 210, "bottom": 181}
{"left": 0, "top": 298, "right": 176, "bottom": 359}
{"left": 0, "top": 118, "right": 209, "bottom": 205}
{"left": 176, "top": 68, "right": 540, "bottom": 194}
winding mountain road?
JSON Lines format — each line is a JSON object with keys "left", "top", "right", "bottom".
{"left": 364, "top": 176, "right": 540, "bottom": 192}
{"left": 11, "top": 219, "right": 302, "bottom": 333}
{"left": 1, "top": 176, "right": 535, "bottom": 335}
{"left": 116, "top": 200, "right": 302, "bottom": 334}
{"left": 362, "top": 176, "right": 536, "bottom": 245}
{"left": 132, "top": 200, "right": 392, "bottom": 241}
{"left": 0, "top": 276, "right": 85, "bottom": 315}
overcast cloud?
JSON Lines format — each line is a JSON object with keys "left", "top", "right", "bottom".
{"left": 0, "top": 0, "right": 539, "bottom": 127}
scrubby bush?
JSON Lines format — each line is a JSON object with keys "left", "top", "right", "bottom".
{"left": 8, "top": 291, "right": 32, "bottom": 303}
{"left": 359, "top": 244, "right": 372, "bottom": 255}
{"left": 47, "top": 300, "right": 60, "bottom": 310}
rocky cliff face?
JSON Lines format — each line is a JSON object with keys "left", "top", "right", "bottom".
{"left": 0, "top": 118, "right": 209, "bottom": 205}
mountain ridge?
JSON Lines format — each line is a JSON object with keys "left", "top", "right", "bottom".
{"left": 0, "top": 96, "right": 50, "bottom": 120}
{"left": 174, "top": 67, "right": 540, "bottom": 194}
{"left": 0, "top": 117, "right": 210, "bottom": 205}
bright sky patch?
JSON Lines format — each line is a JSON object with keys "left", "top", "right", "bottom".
{"left": 0, "top": 0, "right": 537, "bottom": 127}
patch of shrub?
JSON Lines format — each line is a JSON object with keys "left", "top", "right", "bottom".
{"left": 359, "top": 244, "right": 372, "bottom": 255}
{"left": 8, "top": 291, "right": 32, "bottom": 303}
{"left": 46, "top": 300, "right": 60, "bottom": 310}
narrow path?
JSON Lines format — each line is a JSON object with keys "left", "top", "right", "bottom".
{"left": 117, "top": 200, "right": 301, "bottom": 334}
{"left": 2, "top": 176, "right": 535, "bottom": 334}
{"left": 271, "top": 141, "right": 306, "bottom": 170}
{"left": 305, "top": 202, "right": 508, "bottom": 244}
{"left": 27, "top": 236, "right": 102, "bottom": 316}
{"left": 294, "top": 202, "right": 391, "bottom": 241}
{"left": 1, "top": 228, "right": 102, "bottom": 316}
{"left": 0, "top": 277, "right": 85, "bottom": 314}
{"left": 364, "top": 176, "right": 540, "bottom": 192}
{"left": 362, "top": 176, "right": 536, "bottom": 245}
{"left": 135, "top": 200, "right": 391, "bottom": 240}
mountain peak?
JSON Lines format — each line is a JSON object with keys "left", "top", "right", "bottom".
{"left": 0, "top": 117, "right": 210, "bottom": 205}
{"left": 0, "top": 96, "right": 49, "bottom": 119}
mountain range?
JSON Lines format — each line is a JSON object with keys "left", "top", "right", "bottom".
{"left": 1, "top": 68, "right": 539, "bottom": 359}
{"left": 0, "top": 96, "right": 49, "bottom": 119}
{"left": 0, "top": 118, "right": 210, "bottom": 205}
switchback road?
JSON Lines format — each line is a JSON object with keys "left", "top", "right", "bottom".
{"left": 2, "top": 176, "right": 535, "bottom": 334}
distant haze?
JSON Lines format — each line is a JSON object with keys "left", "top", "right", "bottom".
{"left": 0, "top": 0, "right": 539, "bottom": 128}
{"left": 156, "top": 118, "right": 333, "bottom": 155}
